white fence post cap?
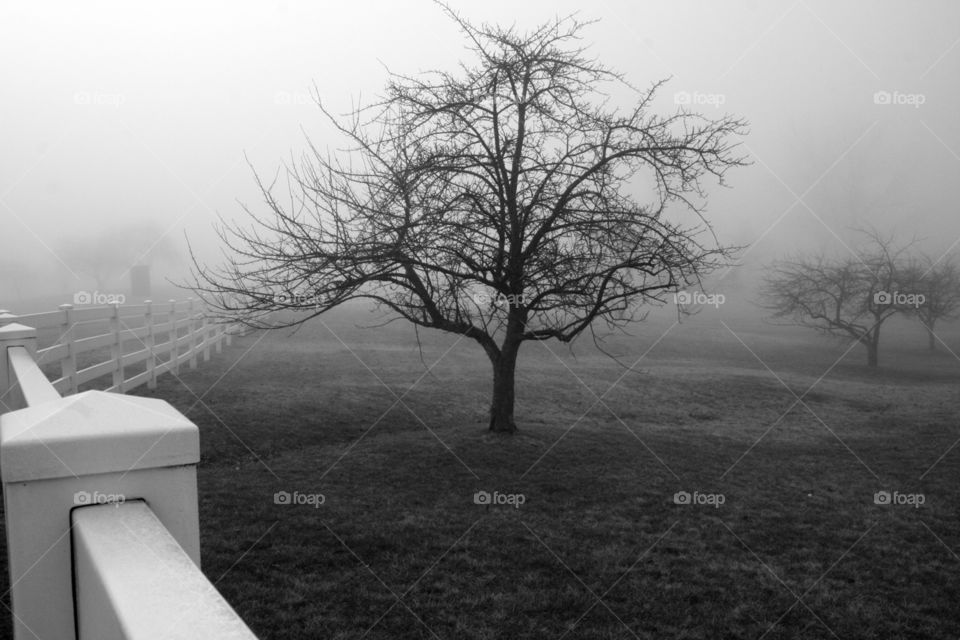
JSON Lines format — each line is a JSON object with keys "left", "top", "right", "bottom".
{"left": 0, "top": 390, "right": 199, "bottom": 482}
{"left": 0, "top": 322, "right": 37, "bottom": 341}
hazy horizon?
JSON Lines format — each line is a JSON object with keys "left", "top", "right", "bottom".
{"left": 2, "top": 1, "right": 958, "bottom": 311}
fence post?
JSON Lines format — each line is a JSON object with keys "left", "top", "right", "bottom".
{"left": 215, "top": 321, "right": 223, "bottom": 354}
{"left": 58, "top": 304, "right": 78, "bottom": 395}
{"left": 0, "top": 323, "right": 39, "bottom": 413}
{"left": 188, "top": 298, "right": 198, "bottom": 369}
{"left": 170, "top": 299, "right": 180, "bottom": 375}
{"left": 145, "top": 299, "right": 157, "bottom": 390}
{"left": 202, "top": 310, "right": 211, "bottom": 363}
{"left": 0, "top": 389, "right": 201, "bottom": 639}
{"left": 110, "top": 303, "right": 124, "bottom": 392}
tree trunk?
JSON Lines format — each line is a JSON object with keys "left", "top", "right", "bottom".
{"left": 488, "top": 340, "right": 520, "bottom": 433}
{"left": 866, "top": 336, "right": 879, "bottom": 368}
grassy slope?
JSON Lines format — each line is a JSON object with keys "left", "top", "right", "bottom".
{"left": 1, "top": 307, "right": 959, "bottom": 638}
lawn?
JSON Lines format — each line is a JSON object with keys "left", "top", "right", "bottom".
{"left": 2, "top": 304, "right": 959, "bottom": 638}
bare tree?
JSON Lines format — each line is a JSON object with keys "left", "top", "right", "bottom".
{"left": 61, "top": 222, "right": 180, "bottom": 291}
{"left": 903, "top": 253, "right": 960, "bottom": 351}
{"left": 190, "top": 7, "right": 747, "bottom": 432}
{"left": 760, "top": 230, "right": 915, "bottom": 367}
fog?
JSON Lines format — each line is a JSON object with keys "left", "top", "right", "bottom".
{"left": 2, "top": 0, "right": 958, "bottom": 308}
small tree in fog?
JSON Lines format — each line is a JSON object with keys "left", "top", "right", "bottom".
{"left": 61, "top": 223, "right": 180, "bottom": 291}
{"left": 760, "top": 230, "right": 914, "bottom": 367}
{"left": 904, "top": 253, "right": 960, "bottom": 351}
{"left": 190, "top": 7, "right": 747, "bottom": 433}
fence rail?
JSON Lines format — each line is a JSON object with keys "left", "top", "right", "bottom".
{"left": 73, "top": 501, "right": 258, "bottom": 639}
{"left": 0, "top": 299, "right": 242, "bottom": 404}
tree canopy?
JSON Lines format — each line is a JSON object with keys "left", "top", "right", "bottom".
{"left": 191, "top": 6, "right": 748, "bottom": 431}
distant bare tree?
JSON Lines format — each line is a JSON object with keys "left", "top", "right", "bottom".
{"left": 903, "top": 253, "right": 960, "bottom": 351}
{"left": 190, "top": 7, "right": 747, "bottom": 432}
{"left": 760, "top": 230, "right": 915, "bottom": 367}
{"left": 62, "top": 222, "right": 180, "bottom": 291}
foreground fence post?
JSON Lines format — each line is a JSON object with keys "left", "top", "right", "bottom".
{"left": 0, "top": 389, "right": 203, "bottom": 639}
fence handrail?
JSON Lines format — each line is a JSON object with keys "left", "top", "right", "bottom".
{"left": 7, "top": 345, "right": 59, "bottom": 407}
{"left": 0, "top": 300, "right": 206, "bottom": 330}
{"left": 73, "top": 501, "right": 257, "bottom": 639}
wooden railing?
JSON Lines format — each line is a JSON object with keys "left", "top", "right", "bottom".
{"left": 0, "top": 308, "right": 258, "bottom": 639}
{"left": 0, "top": 299, "right": 240, "bottom": 406}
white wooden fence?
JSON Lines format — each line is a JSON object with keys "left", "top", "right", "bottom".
{"left": 0, "top": 299, "right": 240, "bottom": 405}
{"left": 0, "top": 302, "right": 258, "bottom": 639}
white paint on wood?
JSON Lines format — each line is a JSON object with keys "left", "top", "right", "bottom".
{"left": 7, "top": 347, "right": 60, "bottom": 407}
{"left": 0, "top": 390, "right": 198, "bottom": 482}
{"left": 0, "top": 308, "right": 250, "bottom": 639}
{"left": 73, "top": 502, "right": 258, "bottom": 640}
{"left": 0, "top": 302, "right": 240, "bottom": 402}
{"left": 0, "top": 391, "right": 202, "bottom": 640}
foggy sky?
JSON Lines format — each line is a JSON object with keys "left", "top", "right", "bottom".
{"left": 2, "top": 0, "right": 958, "bottom": 299}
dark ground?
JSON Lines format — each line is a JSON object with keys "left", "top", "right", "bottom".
{"left": 1, "top": 304, "right": 958, "bottom": 638}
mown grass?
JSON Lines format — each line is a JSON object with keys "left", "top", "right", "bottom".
{"left": 1, "top": 305, "right": 959, "bottom": 638}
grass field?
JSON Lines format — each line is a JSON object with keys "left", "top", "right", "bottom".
{"left": 2, "top": 304, "right": 960, "bottom": 638}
